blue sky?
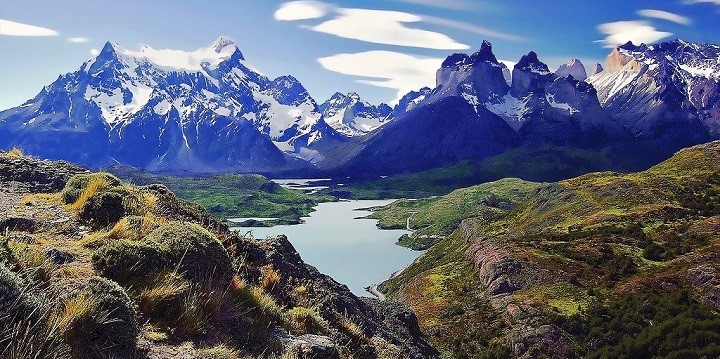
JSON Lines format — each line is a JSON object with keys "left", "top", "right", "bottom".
{"left": 1, "top": 0, "right": 720, "bottom": 109}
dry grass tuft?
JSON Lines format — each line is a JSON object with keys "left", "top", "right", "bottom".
{"left": 19, "top": 193, "right": 61, "bottom": 206}
{"left": 337, "top": 313, "right": 368, "bottom": 342}
{"left": 197, "top": 344, "right": 240, "bottom": 359}
{"left": 69, "top": 176, "right": 109, "bottom": 212}
{"left": 286, "top": 306, "right": 328, "bottom": 335}
{"left": 260, "top": 265, "right": 280, "bottom": 291}
{"left": 4, "top": 147, "right": 24, "bottom": 158}
{"left": 54, "top": 291, "right": 101, "bottom": 332}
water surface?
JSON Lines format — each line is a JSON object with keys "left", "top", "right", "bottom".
{"left": 233, "top": 200, "right": 420, "bottom": 296}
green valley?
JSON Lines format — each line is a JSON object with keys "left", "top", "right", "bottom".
{"left": 112, "top": 168, "right": 336, "bottom": 225}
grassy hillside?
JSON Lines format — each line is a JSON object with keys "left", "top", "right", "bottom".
{"left": 379, "top": 141, "right": 720, "bottom": 358}
{"left": 369, "top": 178, "right": 541, "bottom": 249}
{"left": 112, "top": 167, "right": 336, "bottom": 224}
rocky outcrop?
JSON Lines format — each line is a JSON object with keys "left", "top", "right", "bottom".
{"left": 280, "top": 333, "right": 340, "bottom": 359}
{"left": 465, "top": 234, "right": 521, "bottom": 296}
{"left": 237, "top": 235, "right": 439, "bottom": 358}
{"left": 509, "top": 324, "right": 578, "bottom": 359}
{"left": 0, "top": 152, "right": 86, "bottom": 192}
{"left": 687, "top": 262, "right": 720, "bottom": 311}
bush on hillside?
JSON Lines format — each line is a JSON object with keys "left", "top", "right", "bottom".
{"left": 61, "top": 277, "right": 138, "bottom": 359}
{"left": 60, "top": 173, "right": 122, "bottom": 205}
{"left": 143, "top": 222, "right": 233, "bottom": 283}
{"left": 92, "top": 240, "right": 168, "bottom": 285}
{"left": 0, "top": 263, "right": 69, "bottom": 358}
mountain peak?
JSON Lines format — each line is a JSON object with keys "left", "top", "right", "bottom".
{"left": 515, "top": 51, "right": 550, "bottom": 74}
{"left": 555, "top": 58, "right": 587, "bottom": 80}
{"left": 470, "top": 40, "right": 499, "bottom": 64}
{"left": 210, "top": 36, "right": 238, "bottom": 53}
{"left": 441, "top": 53, "right": 471, "bottom": 68}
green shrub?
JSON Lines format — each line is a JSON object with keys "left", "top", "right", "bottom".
{"left": 79, "top": 189, "right": 126, "bottom": 228}
{"left": 286, "top": 306, "right": 328, "bottom": 335}
{"left": 92, "top": 240, "right": 167, "bottom": 285}
{"left": 143, "top": 222, "right": 233, "bottom": 283}
{"left": 60, "top": 173, "right": 122, "bottom": 205}
{"left": 62, "top": 277, "right": 138, "bottom": 359}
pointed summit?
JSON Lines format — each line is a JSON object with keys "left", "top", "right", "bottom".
{"left": 470, "top": 40, "right": 499, "bottom": 64}
{"left": 515, "top": 51, "right": 550, "bottom": 74}
{"left": 555, "top": 59, "right": 587, "bottom": 81}
{"left": 211, "top": 36, "right": 238, "bottom": 52}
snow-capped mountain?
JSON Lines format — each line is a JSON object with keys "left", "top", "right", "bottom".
{"left": 3, "top": 36, "right": 720, "bottom": 178}
{"left": 0, "top": 37, "right": 346, "bottom": 171}
{"left": 587, "top": 40, "right": 720, "bottom": 143}
{"left": 318, "top": 92, "right": 392, "bottom": 136}
{"left": 323, "top": 41, "right": 630, "bottom": 175}
{"left": 555, "top": 59, "right": 587, "bottom": 81}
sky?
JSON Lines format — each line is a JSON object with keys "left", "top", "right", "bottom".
{"left": 1, "top": 0, "right": 720, "bottom": 109}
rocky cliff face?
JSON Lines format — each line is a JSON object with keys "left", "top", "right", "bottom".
{"left": 555, "top": 59, "right": 587, "bottom": 81}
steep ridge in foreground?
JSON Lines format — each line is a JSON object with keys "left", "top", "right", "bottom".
{"left": 0, "top": 150, "right": 437, "bottom": 358}
{"left": 377, "top": 141, "right": 720, "bottom": 358}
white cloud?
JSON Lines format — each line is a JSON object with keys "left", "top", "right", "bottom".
{"left": 637, "top": 9, "right": 691, "bottom": 25}
{"left": 318, "top": 51, "right": 443, "bottom": 103}
{"left": 683, "top": 0, "right": 720, "bottom": 5}
{"left": 275, "top": 1, "right": 333, "bottom": 21}
{"left": 421, "top": 15, "right": 523, "bottom": 42}
{"left": 0, "top": 19, "right": 58, "bottom": 36}
{"left": 499, "top": 60, "right": 516, "bottom": 70}
{"left": 67, "top": 37, "right": 89, "bottom": 43}
{"left": 596, "top": 20, "right": 672, "bottom": 48}
{"left": 391, "top": 0, "right": 476, "bottom": 10}
{"left": 311, "top": 8, "right": 469, "bottom": 50}
{"left": 90, "top": 48, "right": 99, "bottom": 56}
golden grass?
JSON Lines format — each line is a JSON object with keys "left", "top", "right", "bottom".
{"left": 337, "top": 313, "right": 368, "bottom": 342}
{"left": 76, "top": 231, "right": 108, "bottom": 248}
{"left": 69, "top": 176, "right": 109, "bottom": 212}
{"left": 286, "top": 306, "right": 327, "bottom": 335}
{"left": 8, "top": 241, "right": 46, "bottom": 269}
{"left": 54, "top": 292, "right": 100, "bottom": 332}
{"left": 4, "top": 147, "right": 24, "bottom": 158}
{"left": 19, "top": 193, "right": 62, "bottom": 206}
{"left": 136, "top": 273, "right": 190, "bottom": 315}
{"left": 107, "top": 214, "right": 159, "bottom": 241}
{"left": 291, "top": 284, "right": 309, "bottom": 306}
{"left": 197, "top": 344, "right": 240, "bottom": 359}
{"left": 141, "top": 324, "right": 169, "bottom": 342}
{"left": 260, "top": 265, "right": 280, "bottom": 291}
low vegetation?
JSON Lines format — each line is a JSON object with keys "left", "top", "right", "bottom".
{"left": 113, "top": 167, "right": 335, "bottom": 224}
{"left": 380, "top": 141, "right": 720, "bottom": 357}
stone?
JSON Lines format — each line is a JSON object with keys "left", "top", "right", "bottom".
{"left": 43, "top": 247, "right": 74, "bottom": 265}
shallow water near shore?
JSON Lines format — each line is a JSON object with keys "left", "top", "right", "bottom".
{"left": 231, "top": 200, "right": 421, "bottom": 296}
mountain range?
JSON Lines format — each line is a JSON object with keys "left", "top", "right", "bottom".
{"left": 1, "top": 37, "right": 720, "bottom": 178}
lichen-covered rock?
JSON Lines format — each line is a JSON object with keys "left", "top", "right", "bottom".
{"left": 281, "top": 334, "right": 340, "bottom": 359}
{"left": 43, "top": 247, "right": 74, "bottom": 265}
{"left": 0, "top": 154, "right": 86, "bottom": 193}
